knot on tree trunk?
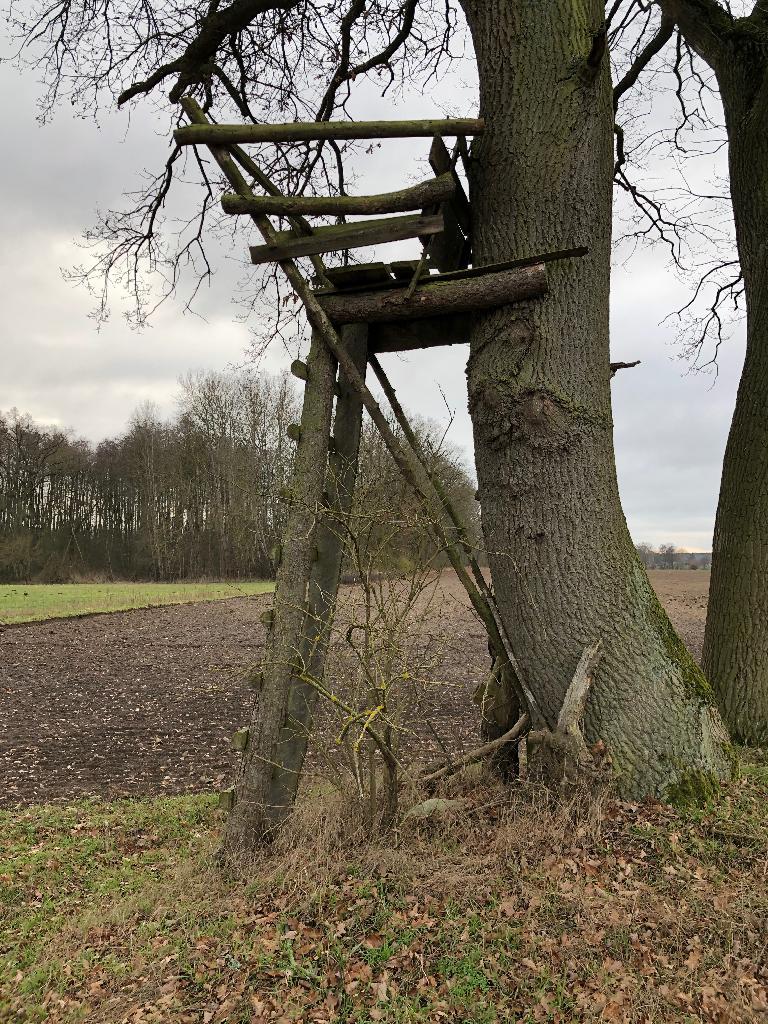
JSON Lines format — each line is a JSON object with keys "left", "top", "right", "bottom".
{"left": 468, "top": 383, "right": 573, "bottom": 452}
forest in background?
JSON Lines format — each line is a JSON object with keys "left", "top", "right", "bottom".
{"left": 0, "top": 368, "right": 478, "bottom": 583}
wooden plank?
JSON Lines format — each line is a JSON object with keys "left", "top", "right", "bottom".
{"left": 316, "top": 264, "right": 548, "bottom": 324}
{"left": 370, "top": 313, "right": 473, "bottom": 351}
{"left": 429, "top": 135, "right": 472, "bottom": 235}
{"left": 175, "top": 118, "right": 485, "bottom": 148}
{"left": 324, "top": 263, "right": 394, "bottom": 289}
{"left": 249, "top": 213, "right": 443, "bottom": 265}
{"left": 313, "top": 246, "right": 588, "bottom": 295}
{"left": 389, "top": 260, "right": 433, "bottom": 282}
{"left": 222, "top": 174, "right": 454, "bottom": 217}
{"left": 425, "top": 202, "right": 468, "bottom": 273}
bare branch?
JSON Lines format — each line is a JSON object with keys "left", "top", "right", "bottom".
{"left": 658, "top": 0, "right": 732, "bottom": 68}
{"left": 117, "top": 0, "right": 299, "bottom": 105}
{"left": 416, "top": 714, "right": 530, "bottom": 785}
{"left": 614, "top": 13, "right": 676, "bottom": 110}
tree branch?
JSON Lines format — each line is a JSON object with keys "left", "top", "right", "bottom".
{"left": 117, "top": 0, "right": 299, "bottom": 105}
{"left": 416, "top": 713, "right": 530, "bottom": 785}
{"left": 613, "top": 13, "right": 676, "bottom": 111}
{"left": 658, "top": 0, "right": 732, "bottom": 69}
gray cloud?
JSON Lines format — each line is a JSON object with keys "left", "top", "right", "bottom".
{"left": 0, "top": 56, "right": 746, "bottom": 551}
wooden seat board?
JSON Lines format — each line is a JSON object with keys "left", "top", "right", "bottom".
{"left": 323, "top": 263, "right": 394, "bottom": 289}
{"left": 389, "top": 259, "right": 434, "bottom": 282}
{"left": 249, "top": 212, "right": 443, "bottom": 265}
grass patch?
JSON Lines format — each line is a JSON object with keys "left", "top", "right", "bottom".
{"left": 1, "top": 755, "right": 766, "bottom": 1022}
{"left": 0, "top": 581, "right": 274, "bottom": 625}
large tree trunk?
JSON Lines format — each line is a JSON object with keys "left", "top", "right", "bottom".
{"left": 460, "top": 0, "right": 730, "bottom": 799}
{"left": 701, "top": 55, "right": 768, "bottom": 746}
{"left": 656, "top": 0, "right": 768, "bottom": 745}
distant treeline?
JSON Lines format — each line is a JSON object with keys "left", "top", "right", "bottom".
{"left": 635, "top": 543, "right": 712, "bottom": 570}
{"left": 0, "top": 369, "right": 478, "bottom": 583}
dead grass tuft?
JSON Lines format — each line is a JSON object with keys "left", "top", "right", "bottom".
{"left": 2, "top": 756, "right": 767, "bottom": 1023}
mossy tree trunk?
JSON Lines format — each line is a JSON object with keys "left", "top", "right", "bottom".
{"left": 223, "top": 328, "right": 336, "bottom": 850}
{"left": 660, "top": 0, "right": 768, "bottom": 746}
{"left": 265, "top": 325, "right": 369, "bottom": 818}
{"left": 460, "top": 0, "right": 731, "bottom": 798}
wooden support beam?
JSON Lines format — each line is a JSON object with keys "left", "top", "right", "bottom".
{"left": 269, "top": 325, "right": 370, "bottom": 816}
{"left": 323, "top": 263, "right": 392, "bottom": 289}
{"left": 317, "top": 264, "right": 547, "bottom": 324}
{"left": 175, "top": 118, "right": 485, "bottom": 148}
{"left": 369, "top": 313, "right": 473, "bottom": 352}
{"left": 429, "top": 135, "right": 472, "bottom": 235}
{"left": 249, "top": 213, "right": 443, "bottom": 265}
{"left": 368, "top": 313, "right": 530, "bottom": 352}
{"left": 223, "top": 174, "right": 454, "bottom": 217}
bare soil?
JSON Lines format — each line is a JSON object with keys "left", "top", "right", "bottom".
{"left": 0, "top": 570, "right": 709, "bottom": 807}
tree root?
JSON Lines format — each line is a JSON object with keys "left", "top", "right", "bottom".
{"left": 416, "top": 641, "right": 606, "bottom": 792}
{"left": 528, "top": 640, "right": 606, "bottom": 789}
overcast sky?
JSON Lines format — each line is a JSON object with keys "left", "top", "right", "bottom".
{"left": 0, "top": 35, "right": 745, "bottom": 552}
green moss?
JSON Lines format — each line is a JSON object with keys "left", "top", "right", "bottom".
{"left": 638, "top": 566, "right": 717, "bottom": 706}
{"left": 666, "top": 769, "right": 721, "bottom": 808}
{"left": 722, "top": 742, "right": 742, "bottom": 779}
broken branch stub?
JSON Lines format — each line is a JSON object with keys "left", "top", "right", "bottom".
{"left": 528, "top": 641, "right": 604, "bottom": 787}
{"left": 610, "top": 360, "right": 641, "bottom": 376}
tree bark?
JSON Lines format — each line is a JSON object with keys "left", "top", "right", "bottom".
{"left": 460, "top": 0, "right": 730, "bottom": 799}
{"left": 661, "top": 2, "right": 768, "bottom": 745}
{"left": 705, "top": 84, "right": 768, "bottom": 745}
